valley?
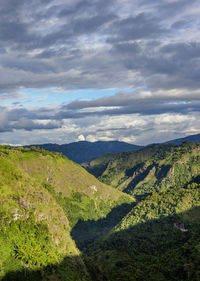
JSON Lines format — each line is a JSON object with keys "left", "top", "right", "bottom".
{"left": 1, "top": 141, "right": 200, "bottom": 280}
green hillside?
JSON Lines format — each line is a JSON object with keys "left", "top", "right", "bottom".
{"left": 0, "top": 145, "right": 133, "bottom": 280}
{"left": 85, "top": 179, "right": 200, "bottom": 281}
{"left": 1, "top": 142, "right": 200, "bottom": 281}
{"left": 0, "top": 147, "right": 88, "bottom": 281}
{"left": 81, "top": 141, "right": 200, "bottom": 281}
{"left": 85, "top": 142, "right": 200, "bottom": 198}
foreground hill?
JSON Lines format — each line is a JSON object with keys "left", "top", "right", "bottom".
{"left": 0, "top": 147, "right": 88, "bottom": 281}
{"left": 25, "top": 141, "right": 142, "bottom": 163}
{"left": 0, "top": 145, "right": 133, "bottom": 280}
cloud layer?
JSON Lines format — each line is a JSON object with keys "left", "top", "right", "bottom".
{"left": 0, "top": 0, "right": 200, "bottom": 145}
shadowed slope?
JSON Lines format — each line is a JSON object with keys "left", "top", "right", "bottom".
{"left": 3, "top": 203, "right": 200, "bottom": 281}
{"left": 84, "top": 185, "right": 200, "bottom": 281}
{"left": 71, "top": 202, "right": 135, "bottom": 251}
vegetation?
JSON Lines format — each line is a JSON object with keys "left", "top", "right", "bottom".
{"left": 0, "top": 147, "right": 89, "bottom": 280}
{"left": 85, "top": 184, "right": 200, "bottom": 281}
{"left": 85, "top": 142, "right": 200, "bottom": 198}
{"left": 1, "top": 141, "right": 200, "bottom": 280}
{"left": 0, "top": 145, "right": 132, "bottom": 280}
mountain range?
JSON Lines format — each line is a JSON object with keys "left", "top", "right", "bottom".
{"left": 24, "top": 133, "right": 200, "bottom": 164}
{"left": 83, "top": 141, "right": 200, "bottom": 280}
{"left": 25, "top": 141, "right": 142, "bottom": 163}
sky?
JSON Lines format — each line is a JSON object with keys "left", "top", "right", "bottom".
{"left": 0, "top": 0, "right": 200, "bottom": 146}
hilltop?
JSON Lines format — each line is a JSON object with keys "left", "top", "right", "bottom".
{"left": 23, "top": 133, "right": 200, "bottom": 164}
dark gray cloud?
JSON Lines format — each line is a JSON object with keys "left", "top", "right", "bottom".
{"left": 107, "top": 13, "right": 167, "bottom": 43}
{"left": 64, "top": 90, "right": 200, "bottom": 116}
{"left": 0, "top": 0, "right": 198, "bottom": 92}
{"left": 14, "top": 118, "right": 61, "bottom": 131}
{"left": 0, "top": 0, "right": 200, "bottom": 145}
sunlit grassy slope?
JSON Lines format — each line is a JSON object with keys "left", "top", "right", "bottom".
{"left": 0, "top": 145, "right": 133, "bottom": 280}
{"left": 0, "top": 149, "right": 89, "bottom": 280}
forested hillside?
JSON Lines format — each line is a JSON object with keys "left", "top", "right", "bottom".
{"left": 85, "top": 187, "right": 200, "bottom": 281}
{"left": 0, "top": 146, "right": 132, "bottom": 280}
{"left": 83, "top": 142, "right": 200, "bottom": 281}
{"left": 1, "top": 142, "right": 200, "bottom": 280}
{"left": 85, "top": 142, "right": 200, "bottom": 198}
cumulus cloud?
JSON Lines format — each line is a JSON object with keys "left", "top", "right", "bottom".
{"left": 77, "top": 134, "right": 85, "bottom": 141}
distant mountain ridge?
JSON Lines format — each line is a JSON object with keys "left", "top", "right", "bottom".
{"left": 23, "top": 133, "right": 200, "bottom": 164}
{"left": 25, "top": 141, "right": 142, "bottom": 163}
{"left": 164, "top": 133, "right": 200, "bottom": 145}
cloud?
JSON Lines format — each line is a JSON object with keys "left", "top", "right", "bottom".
{"left": 0, "top": 110, "right": 9, "bottom": 132}
{"left": 0, "top": 0, "right": 199, "bottom": 93}
{"left": 0, "top": 0, "right": 200, "bottom": 145}
{"left": 107, "top": 13, "right": 167, "bottom": 43}
{"left": 77, "top": 134, "right": 85, "bottom": 141}
{"left": 64, "top": 89, "right": 200, "bottom": 116}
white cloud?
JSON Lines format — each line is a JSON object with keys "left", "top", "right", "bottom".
{"left": 77, "top": 134, "right": 85, "bottom": 141}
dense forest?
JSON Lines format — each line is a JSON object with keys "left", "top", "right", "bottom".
{"left": 1, "top": 142, "right": 200, "bottom": 280}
